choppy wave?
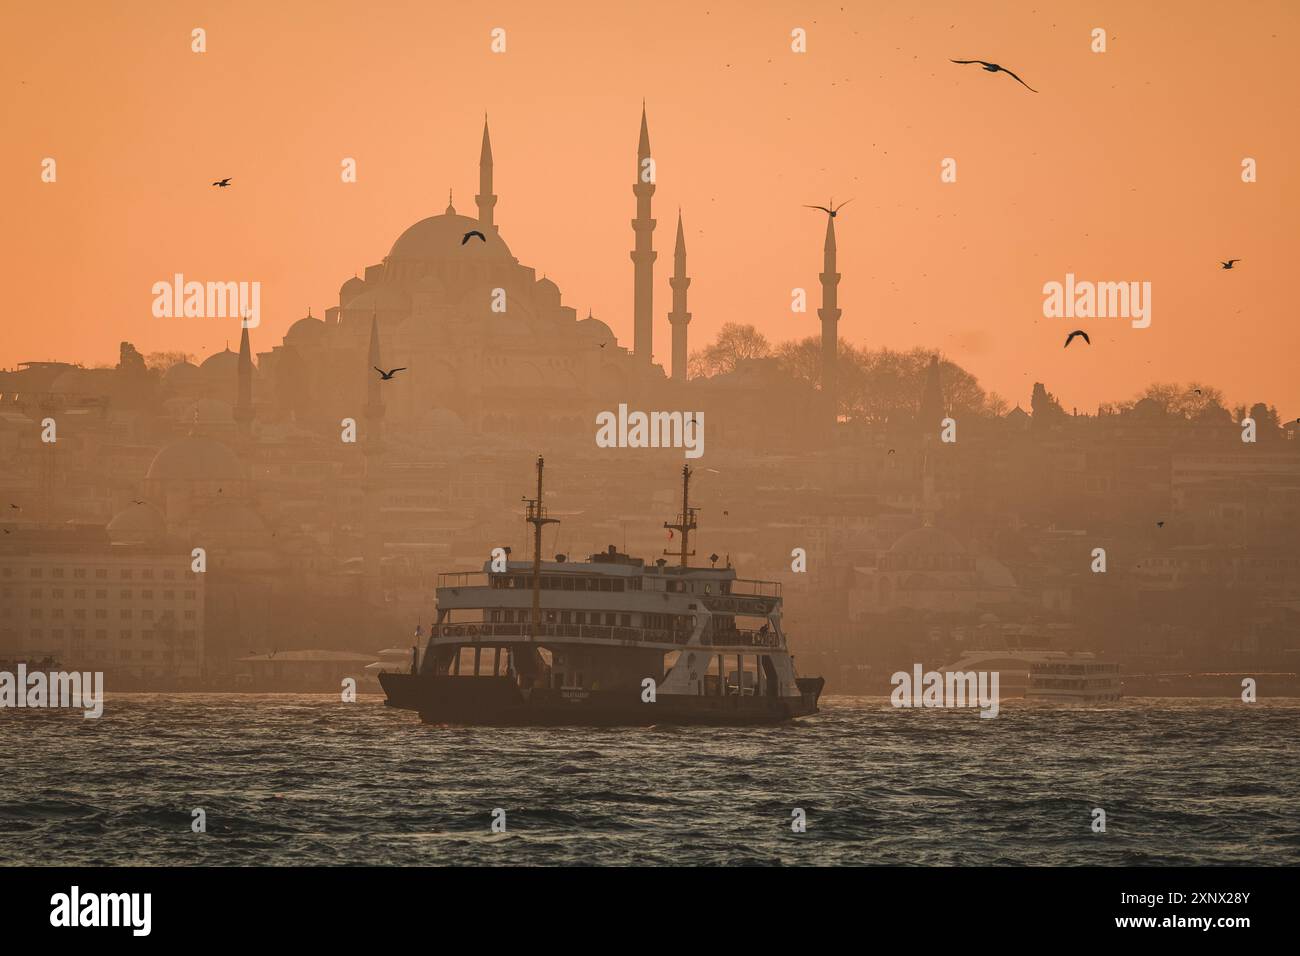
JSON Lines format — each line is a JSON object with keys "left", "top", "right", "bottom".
{"left": 0, "top": 695, "right": 1296, "bottom": 866}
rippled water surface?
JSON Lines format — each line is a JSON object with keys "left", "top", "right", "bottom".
{"left": 2, "top": 695, "right": 1297, "bottom": 865}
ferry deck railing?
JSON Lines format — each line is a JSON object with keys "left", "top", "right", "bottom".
{"left": 430, "top": 622, "right": 783, "bottom": 649}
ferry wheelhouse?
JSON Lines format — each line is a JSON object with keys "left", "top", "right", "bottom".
{"left": 380, "top": 459, "right": 823, "bottom": 725}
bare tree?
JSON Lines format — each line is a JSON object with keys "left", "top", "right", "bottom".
{"left": 688, "top": 323, "right": 772, "bottom": 378}
{"left": 145, "top": 351, "right": 196, "bottom": 371}
{"left": 777, "top": 339, "right": 991, "bottom": 424}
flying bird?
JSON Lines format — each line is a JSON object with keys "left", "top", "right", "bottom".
{"left": 1156, "top": 521, "right": 1165, "bottom": 528}
{"left": 1064, "top": 330, "right": 1091, "bottom": 348}
{"left": 8, "top": 504, "right": 18, "bottom": 509}
{"left": 462, "top": 230, "right": 487, "bottom": 245}
{"left": 132, "top": 499, "right": 145, "bottom": 505}
{"left": 804, "top": 199, "right": 853, "bottom": 217}
{"left": 950, "top": 59, "right": 1038, "bottom": 92}
{"left": 212, "top": 178, "right": 232, "bottom": 188}
{"left": 1220, "top": 259, "right": 1241, "bottom": 270}
{"left": 374, "top": 367, "right": 406, "bottom": 380}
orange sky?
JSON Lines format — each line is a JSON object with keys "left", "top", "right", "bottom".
{"left": 3, "top": 0, "right": 1297, "bottom": 414}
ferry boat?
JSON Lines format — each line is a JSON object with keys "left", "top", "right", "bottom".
{"left": 381, "top": 458, "right": 824, "bottom": 725}
{"left": 1026, "top": 658, "right": 1122, "bottom": 702}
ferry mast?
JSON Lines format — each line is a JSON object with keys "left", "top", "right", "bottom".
{"left": 524, "top": 456, "right": 559, "bottom": 643}
{"left": 663, "top": 464, "right": 697, "bottom": 568}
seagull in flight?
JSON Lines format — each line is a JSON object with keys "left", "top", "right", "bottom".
{"left": 1064, "top": 330, "right": 1090, "bottom": 348}
{"left": 1220, "top": 259, "right": 1241, "bottom": 270}
{"left": 374, "top": 367, "right": 406, "bottom": 380}
{"left": 804, "top": 199, "right": 852, "bottom": 217}
{"left": 212, "top": 178, "right": 232, "bottom": 188}
{"left": 462, "top": 230, "right": 486, "bottom": 245}
{"left": 950, "top": 59, "right": 1038, "bottom": 92}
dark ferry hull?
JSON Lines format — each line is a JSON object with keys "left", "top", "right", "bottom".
{"left": 379, "top": 672, "right": 823, "bottom": 726}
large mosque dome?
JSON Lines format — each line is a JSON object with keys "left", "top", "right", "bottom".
{"left": 576, "top": 314, "right": 616, "bottom": 345}
{"left": 106, "top": 501, "right": 167, "bottom": 545}
{"left": 388, "top": 207, "right": 513, "bottom": 262}
{"left": 199, "top": 347, "right": 256, "bottom": 383}
{"left": 162, "top": 360, "right": 201, "bottom": 389}
{"left": 146, "top": 436, "right": 243, "bottom": 481}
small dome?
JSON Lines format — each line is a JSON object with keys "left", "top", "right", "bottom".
{"left": 576, "top": 315, "right": 616, "bottom": 345}
{"left": 389, "top": 212, "right": 513, "bottom": 262}
{"left": 106, "top": 501, "right": 166, "bottom": 544}
{"left": 890, "top": 526, "right": 965, "bottom": 555}
{"left": 1131, "top": 397, "right": 1165, "bottom": 418}
{"left": 162, "top": 361, "right": 201, "bottom": 387}
{"left": 535, "top": 276, "right": 561, "bottom": 307}
{"left": 286, "top": 311, "right": 325, "bottom": 344}
{"left": 146, "top": 436, "right": 243, "bottom": 481}
{"left": 198, "top": 347, "right": 253, "bottom": 381}
{"left": 340, "top": 276, "right": 366, "bottom": 307}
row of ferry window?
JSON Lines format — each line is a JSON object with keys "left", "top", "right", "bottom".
{"left": 485, "top": 609, "right": 693, "bottom": 629}
{"left": 490, "top": 574, "right": 725, "bottom": 594}
{"left": 492, "top": 575, "right": 630, "bottom": 592}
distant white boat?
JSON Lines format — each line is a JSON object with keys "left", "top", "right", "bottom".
{"left": 1026, "top": 658, "right": 1122, "bottom": 702}
{"left": 362, "top": 647, "right": 413, "bottom": 688}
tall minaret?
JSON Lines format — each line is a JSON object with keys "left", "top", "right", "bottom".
{"left": 631, "top": 103, "right": 657, "bottom": 364}
{"left": 234, "top": 324, "right": 253, "bottom": 437}
{"left": 918, "top": 354, "right": 943, "bottom": 435}
{"left": 667, "top": 211, "right": 691, "bottom": 382}
{"left": 362, "top": 312, "right": 385, "bottom": 606}
{"left": 818, "top": 213, "right": 842, "bottom": 425}
{"left": 476, "top": 115, "right": 497, "bottom": 231}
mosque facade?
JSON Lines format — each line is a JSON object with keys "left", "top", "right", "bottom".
{"left": 256, "top": 116, "right": 681, "bottom": 440}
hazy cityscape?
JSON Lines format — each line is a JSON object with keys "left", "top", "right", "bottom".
{"left": 2, "top": 4, "right": 1298, "bottom": 914}
{"left": 3, "top": 112, "right": 1296, "bottom": 700}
